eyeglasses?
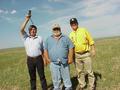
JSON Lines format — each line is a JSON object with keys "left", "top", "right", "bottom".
{"left": 70, "top": 23, "right": 78, "bottom": 26}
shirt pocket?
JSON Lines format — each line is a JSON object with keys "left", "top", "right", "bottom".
{"left": 60, "top": 40, "right": 68, "bottom": 49}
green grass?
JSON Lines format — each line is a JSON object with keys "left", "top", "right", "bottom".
{"left": 0, "top": 36, "right": 120, "bottom": 90}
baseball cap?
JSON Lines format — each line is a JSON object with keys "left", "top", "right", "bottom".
{"left": 52, "top": 24, "right": 60, "bottom": 30}
{"left": 70, "top": 18, "right": 78, "bottom": 25}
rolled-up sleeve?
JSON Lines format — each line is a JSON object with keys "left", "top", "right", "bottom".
{"left": 21, "top": 31, "right": 28, "bottom": 41}
{"left": 85, "top": 30, "right": 94, "bottom": 45}
{"left": 67, "top": 37, "right": 74, "bottom": 49}
{"left": 44, "top": 38, "right": 48, "bottom": 50}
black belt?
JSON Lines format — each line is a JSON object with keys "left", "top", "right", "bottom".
{"left": 27, "top": 55, "right": 41, "bottom": 59}
{"left": 76, "top": 51, "right": 89, "bottom": 55}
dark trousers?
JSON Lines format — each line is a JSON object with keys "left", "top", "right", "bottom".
{"left": 27, "top": 55, "right": 47, "bottom": 90}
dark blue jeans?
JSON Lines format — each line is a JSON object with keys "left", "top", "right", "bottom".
{"left": 27, "top": 55, "right": 47, "bottom": 90}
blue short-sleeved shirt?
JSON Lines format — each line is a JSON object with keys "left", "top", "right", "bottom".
{"left": 44, "top": 34, "right": 74, "bottom": 64}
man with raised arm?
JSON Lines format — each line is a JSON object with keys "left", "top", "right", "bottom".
{"left": 20, "top": 14, "right": 47, "bottom": 90}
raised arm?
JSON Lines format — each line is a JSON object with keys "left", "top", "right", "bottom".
{"left": 20, "top": 15, "right": 31, "bottom": 35}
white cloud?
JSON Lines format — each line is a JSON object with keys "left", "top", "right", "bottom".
{"left": 48, "top": 0, "right": 64, "bottom": 2}
{"left": 30, "top": 7, "right": 37, "bottom": 11}
{"left": 74, "top": 14, "right": 120, "bottom": 38}
{"left": 0, "top": 15, "right": 12, "bottom": 22}
{"left": 0, "top": 9, "right": 3, "bottom": 13}
{"left": 38, "top": 15, "right": 73, "bottom": 37}
{"left": 38, "top": 0, "right": 120, "bottom": 38}
{"left": 0, "top": 9, "right": 17, "bottom": 14}
{"left": 11, "top": 10, "right": 16, "bottom": 14}
{"left": 40, "top": 13, "right": 120, "bottom": 38}
{"left": 48, "top": 0, "right": 80, "bottom": 4}
{"left": 0, "top": 9, "right": 8, "bottom": 14}
{"left": 0, "top": 14, "right": 22, "bottom": 24}
{"left": 80, "top": 0, "right": 120, "bottom": 17}
{"left": 45, "top": 0, "right": 120, "bottom": 18}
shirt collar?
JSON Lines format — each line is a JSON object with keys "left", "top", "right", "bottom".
{"left": 29, "top": 35, "right": 38, "bottom": 39}
{"left": 51, "top": 33, "right": 65, "bottom": 40}
{"left": 73, "top": 27, "right": 80, "bottom": 32}
{"left": 51, "top": 33, "right": 64, "bottom": 38}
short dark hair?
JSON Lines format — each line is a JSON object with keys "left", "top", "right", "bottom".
{"left": 28, "top": 25, "right": 37, "bottom": 33}
{"left": 28, "top": 25, "right": 37, "bottom": 30}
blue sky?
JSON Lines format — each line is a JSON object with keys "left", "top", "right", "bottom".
{"left": 0, "top": 0, "right": 120, "bottom": 49}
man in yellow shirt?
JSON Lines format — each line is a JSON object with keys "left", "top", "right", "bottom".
{"left": 69, "top": 18, "right": 95, "bottom": 90}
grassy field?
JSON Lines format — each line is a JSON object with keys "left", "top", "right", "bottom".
{"left": 0, "top": 36, "right": 120, "bottom": 90}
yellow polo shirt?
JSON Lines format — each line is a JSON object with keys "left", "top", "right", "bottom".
{"left": 69, "top": 27, "right": 94, "bottom": 53}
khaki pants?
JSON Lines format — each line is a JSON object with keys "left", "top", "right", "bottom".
{"left": 75, "top": 52, "right": 95, "bottom": 89}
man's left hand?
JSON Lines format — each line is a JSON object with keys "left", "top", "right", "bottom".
{"left": 68, "top": 59, "right": 73, "bottom": 64}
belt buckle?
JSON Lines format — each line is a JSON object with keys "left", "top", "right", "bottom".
{"left": 77, "top": 51, "right": 88, "bottom": 54}
{"left": 28, "top": 55, "right": 38, "bottom": 59}
{"left": 57, "top": 58, "right": 61, "bottom": 64}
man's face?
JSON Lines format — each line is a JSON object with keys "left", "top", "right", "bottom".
{"left": 52, "top": 28, "right": 61, "bottom": 37}
{"left": 29, "top": 28, "right": 37, "bottom": 37}
{"left": 70, "top": 23, "right": 78, "bottom": 31}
